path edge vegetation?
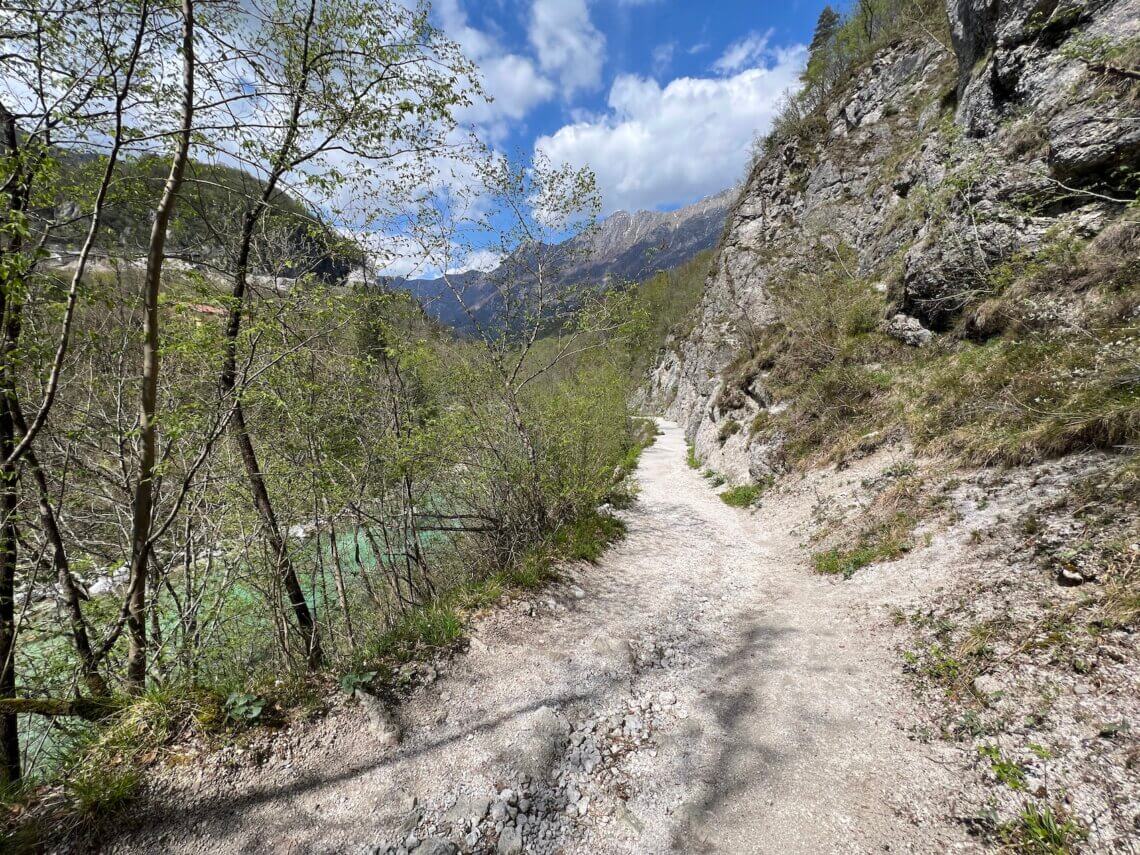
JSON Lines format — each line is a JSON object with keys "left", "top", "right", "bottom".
{"left": 2, "top": 420, "right": 659, "bottom": 850}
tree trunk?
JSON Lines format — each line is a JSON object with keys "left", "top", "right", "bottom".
{"left": 125, "top": 0, "right": 195, "bottom": 692}
{"left": 0, "top": 395, "right": 20, "bottom": 785}
{"left": 228, "top": 403, "right": 321, "bottom": 666}
{"left": 0, "top": 102, "right": 28, "bottom": 785}
{"left": 215, "top": 6, "right": 322, "bottom": 664}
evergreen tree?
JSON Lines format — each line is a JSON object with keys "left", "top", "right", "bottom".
{"left": 809, "top": 5, "right": 842, "bottom": 54}
{"left": 803, "top": 6, "right": 842, "bottom": 88}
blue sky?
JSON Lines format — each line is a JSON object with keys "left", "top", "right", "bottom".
{"left": 436, "top": 0, "right": 829, "bottom": 216}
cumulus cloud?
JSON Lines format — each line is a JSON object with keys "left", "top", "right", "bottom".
{"left": 476, "top": 54, "right": 556, "bottom": 125}
{"left": 528, "top": 0, "right": 606, "bottom": 96}
{"left": 435, "top": 0, "right": 555, "bottom": 131}
{"left": 535, "top": 45, "right": 806, "bottom": 214}
{"left": 712, "top": 29, "right": 774, "bottom": 75}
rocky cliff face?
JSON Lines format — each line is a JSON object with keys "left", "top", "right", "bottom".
{"left": 646, "top": 0, "right": 1140, "bottom": 482}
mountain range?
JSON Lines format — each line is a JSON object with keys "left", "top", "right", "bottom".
{"left": 389, "top": 187, "right": 736, "bottom": 330}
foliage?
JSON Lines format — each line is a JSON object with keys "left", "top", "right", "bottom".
{"left": 764, "top": 0, "right": 950, "bottom": 159}
{"left": 735, "top": 218, "right": 1140, "bottom": 467}
{"left": 978, "top": 744, "right": 1026, "bottom": 790}
{"left": 338, "top": 671, "right": 378, "bottom": 695}
{"left": 704, "top": 470, "right": 726, "bottom": 487}
{"left": 223, "top": 693, "right": 265, "bottom": 724}
{"left": 374, "top": 605, "right": 465, "bottom": 663}
{"left": 1001, "top": 803, "right": 1086, "bottom": 854}
{"left": 719, "top": 480, "right": 771, "bottom": 508}
{"left": 740, "top": 240, "right": 899, "bottom": 462}
{"left": 624, "top": 250, "right": 715, "bottom": 379}
{"left": 686, "top": 443, "right": 701, "bottom": 469}
{"left": 0, "top": 0, "right": 647, "bottom": 838}
{"left": 811, "top": 472, "right": 937, "bottom": 578}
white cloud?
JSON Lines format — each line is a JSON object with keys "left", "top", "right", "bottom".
{"left": 472, "top": 54, "right": 556, "bottom": 137}
{"left": 528, "top": 0, "right": 606, "bottom": 96}
{"left": 651, "top": 41, "right": 676, "bottom": 76}
{"left": 362, "top": 232, "right": 433, "bottom": 278}
{"left": 447, "top": 248, "right": 504, "bottom": 274}
{"left": 435, "top": 0, "right": 555, "bottom": 130}
{"left": 535, "top": 45, "right": 806, "bottom": 214}
{"left": 713, "top": 29, "right": 774, "bottom": 75}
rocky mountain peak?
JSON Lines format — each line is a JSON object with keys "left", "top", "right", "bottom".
{"left": 393, "top": 187, "right": 736, "bottom": 330}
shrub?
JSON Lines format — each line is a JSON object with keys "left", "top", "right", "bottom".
{"left": 718, "top": 419, "right": 742, "bottom": 442}
{"left": 719, "top": 481, "right": 769, "bottom": 508}
{"left": 686, "top": 443, "right": 701, "bottom": 469}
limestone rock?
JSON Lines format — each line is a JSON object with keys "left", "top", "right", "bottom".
{"left": 644, "top": 0, "right": 1139, "bottom": 479}
{"left": 354, "top": 689, "right": 401, "bottom": 747}
{"left": 882, "top": 313, "right": 934, "bottom": 347}
{"left": 496, "top": 826, "right": 523, "bottom": 855}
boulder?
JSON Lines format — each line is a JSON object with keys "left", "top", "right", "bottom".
{"left": 354, "top": 689, "right": 402, "bottom": 747}
{"left": 882, "top": 313, "right": 934, "bottom": 347}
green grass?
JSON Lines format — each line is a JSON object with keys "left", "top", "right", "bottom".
{"left": 722, "top": 219, "right": 1140, "bottom": 468}
{"left": 978, "top": 744, "right": 1027, "bottom": 790}
{"left": 1001, "top": 803, "right": 1086, "bottom": 854}
{"left": 719, "top": 479, "right": 771, "bottom": 508}
{"left": 67, "top": 764, "right": 140, "bottom": 820}
{"left": 375, "top": 604, "right": 464, "bottom": 661}
{"left": 372, "top": 508, "right": 626, "bottom": 663}
{"left": 814, "top": 544, "right": 888, "bottom": 578}
{"left": 703, "top": 469, "right": 725, "bottom": 487}
{"left": 812, "top": 524, "right": 910, "bottom": 579}
{"left": 552, "top": 511, "right": 626, "bottom": 562}
{"left": 718, "top": 419, "right": 741, "bottom": 442}
{"left": 686, "top": 443, "right": 700, "bottom": 469}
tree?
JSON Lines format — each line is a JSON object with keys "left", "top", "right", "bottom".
{"left": 124, "top": 0, "right": 196, "bottom": 693}
{"left": 810, "top": 6, "right": 842, "bottom": 55}
{"left": 0, "top": 0, "right": 161, "bottom": 781}
{"left": 856, "top": 0, "right": 883, "bottom": 43}
{"left": 199, "top": 0, "right": 474, "bottom": 667}
{"left": 0, "top": 0, "right": 477, "bottom": 776}
{"left": 802, "top": 6, "right": 841, "bottom": 91}
{"left": 405, "top": 150, "right": 637, "bottom": 533}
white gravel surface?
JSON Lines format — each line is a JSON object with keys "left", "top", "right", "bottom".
{"left": 109, "top": 419, "right": 978, "bottom": 854}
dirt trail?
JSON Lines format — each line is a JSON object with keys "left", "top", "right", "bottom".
{"left": 112, "top": 420, "right": 974, "bottom": 855}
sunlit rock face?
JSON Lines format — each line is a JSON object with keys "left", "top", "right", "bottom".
{"left": 646, "top": 0, "right": 1140, "bottom": 482}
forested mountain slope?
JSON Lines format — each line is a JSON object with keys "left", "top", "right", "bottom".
{"left": 47, "top": 155, "right": 360, "bottom": 281}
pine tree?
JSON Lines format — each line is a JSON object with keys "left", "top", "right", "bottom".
{"left": 803, "top": 6, "right": 842, "bottom": 88}
{"left": 809, "top": 5, "right": 841, "bottom": 54}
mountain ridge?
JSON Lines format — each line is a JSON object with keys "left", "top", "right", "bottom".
{"left": 391, "top": 186, "right": 736, "bottom": 330}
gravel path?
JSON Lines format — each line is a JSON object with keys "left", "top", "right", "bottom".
{"left": 112, "top": 419, "right": 974, "bottom": 854}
